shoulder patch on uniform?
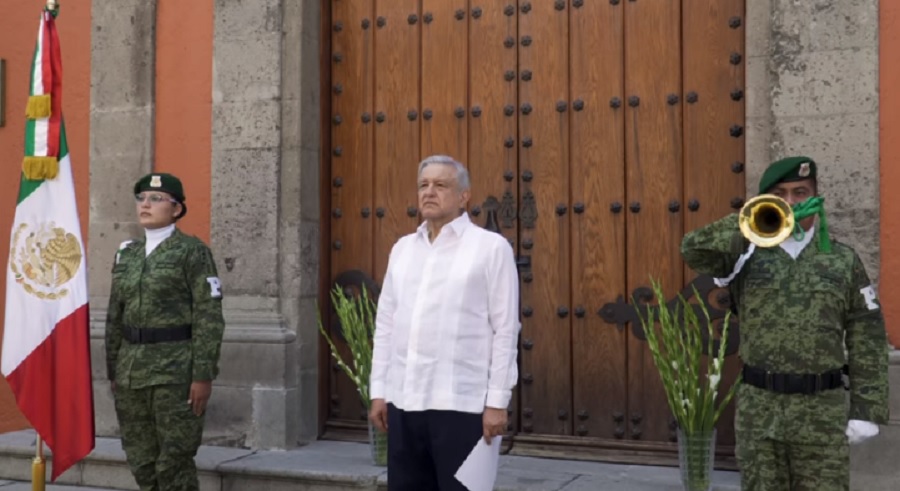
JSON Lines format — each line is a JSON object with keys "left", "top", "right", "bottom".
{"left": 115, "top": 240, "right": 135, "bottom": 265}
{"left": 860, "top": 285, "right": 879, "bottom": 311}
{"left": 206, "top": 277, "right": 222, "bottom": 298}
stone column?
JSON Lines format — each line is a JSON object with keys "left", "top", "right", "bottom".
{"left": 88, "top": 0, "right": 158, "bottom": 437}
{"left": 281, "top": 0, "right": 322, "bottom": 444}
{"left": 745, "top": 0, "right": 880, "bottom": 279}
{"left": 210, "top": 0, "right": 320, "bottom": 449}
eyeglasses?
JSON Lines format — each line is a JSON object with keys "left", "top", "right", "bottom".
{"left": 135, "top": 193, "right": 178, "bottom": 205}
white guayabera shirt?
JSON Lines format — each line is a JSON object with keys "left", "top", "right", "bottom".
{"left": 370, "top": 213, "right": 521, "bottom": 413}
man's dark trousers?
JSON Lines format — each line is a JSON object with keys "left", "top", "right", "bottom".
{"left": 387, "top": 403, "right": 485, "bottom": 490}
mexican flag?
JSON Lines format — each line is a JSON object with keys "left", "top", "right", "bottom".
{"left": 3, "top": 8, "right": 95, "bottom": 480}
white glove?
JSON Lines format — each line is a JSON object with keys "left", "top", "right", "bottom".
{"left": 845, "top": 419, "right": 879, "bottom": 444}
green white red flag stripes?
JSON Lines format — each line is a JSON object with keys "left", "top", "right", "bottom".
{"left": 22, "top": 6, "right": 62, "bottom": 181}
{"left": 3, "top": 8, "right": 95, "bottom": 481}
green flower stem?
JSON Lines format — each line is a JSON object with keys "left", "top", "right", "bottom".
{"left": 318, "top": 285, "right": 377, "bottom": 409}
{"left": 635, "top": 279, "right": 740, "bottom": 439}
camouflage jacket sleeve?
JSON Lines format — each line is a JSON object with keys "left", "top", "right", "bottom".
{"left": 680, "top": 213, "right": 745, "bottom": 278}
{"left": 186, "top": 243, "right": 225, "bottom": 381}
{"left": 105, "top": 257, "right": 125, "bottom": 381}
{"left": 845, "top": 252, "right": 889, "bottom": 424}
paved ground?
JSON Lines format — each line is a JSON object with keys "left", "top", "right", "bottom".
{"left": 0, "top": 429, "right": 742, "bottom": 490}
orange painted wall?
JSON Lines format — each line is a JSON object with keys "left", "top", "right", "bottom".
{"left": 0, "top": 2, "right": 91, "bottom": 432}
{"left": 881, "top": 2, "right": 900, "bottom": 345}
{"left": 154, "top": 0, "right": 213, "bottom": 242}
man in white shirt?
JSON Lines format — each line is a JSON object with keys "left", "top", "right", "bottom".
{"left": 369, "top": 155, "right": 521, "bottom": 490}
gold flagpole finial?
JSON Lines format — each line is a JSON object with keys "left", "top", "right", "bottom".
{"left": 32, "top": 435, "right": 45, "bottom": 491}
{"left": 46, "top": 0, "right": 58, "bottom": 12}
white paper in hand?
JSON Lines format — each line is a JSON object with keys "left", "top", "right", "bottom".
{"left": 454, "top": 436, "right": 502, "bottom": 491}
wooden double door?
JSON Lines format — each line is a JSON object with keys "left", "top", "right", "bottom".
{"left": 324, "top": 0, "right": 745, "bottom": 463}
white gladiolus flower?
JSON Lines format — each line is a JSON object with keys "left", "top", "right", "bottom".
{"left": 682, "top": 398, "right": 691, "bottom": 409}
{"left": 713, "top": 358, "right": 721, "bottom": 372}
{"left": 672, "top": 361, "right": 679, "bottom": 370}
{"left": 709, "top": 373, "right": 721, "bottom": 390}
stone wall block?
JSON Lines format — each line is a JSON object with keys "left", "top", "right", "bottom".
{"left": 249, "top": 387, "right": 300, "bottom": 449}
{"left": 298, "top": 221, "right": 320, "bottom": 298}
{"left": 211, "top": 147, "right": 280, "bottom": 295}
{"left": 773, "top": 0, "right": 877, "bottom": 53}
{"left": 746, "top": 0, "right": 771, "bottom": 57}
{"left": 770, "top": 48, "right": 878, "bottom": 118}
{"left": 91, "top": 1, "right": 158, "bottom": 109}
{"left": 204, "top": 385, "right": 254, "bottom": 447}
{"left": 211, "top": 101, "right": 282, "bottom": 151}
{"left": 745, "top": 57, "right": 770, "bottom": 120}
{"left": 216, "top": 341, "right": 289, "bottom": 387}
{"left": 213, "top": 34, "right": 282, "bottom": 102}
{"left": 743, "top": 118, "right": 772, "bottom": 194}
{"left": 300, "top": 148, "right": 321, "bottom": 221}
{"left": 214, "top": 0, "right": 282, "bottom": 39}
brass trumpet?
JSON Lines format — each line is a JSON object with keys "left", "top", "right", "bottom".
{"left": 738, "top": 194, "right": 795, "bottom": 247}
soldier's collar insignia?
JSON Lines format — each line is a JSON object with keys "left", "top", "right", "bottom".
{"left": 150, "top": 175, "right": 162, "bottom": 187}
{"left": 798, "top": 163, "right": 810, "bottom": 177}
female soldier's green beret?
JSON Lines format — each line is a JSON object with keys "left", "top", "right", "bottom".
{"left": 133, "top": 173, "right": 187, "bottom": 218}
{"left": 133, "top": 173, "right": 186, "bottom": 202}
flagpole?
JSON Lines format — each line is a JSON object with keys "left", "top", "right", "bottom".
{"left": 32, "top": 435, "right": 45, "bottom": 491}
{"left": 32, "top": 2, "right": 57, "bottom": 488}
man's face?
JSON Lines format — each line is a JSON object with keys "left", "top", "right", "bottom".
{"left": 417, "top": 164, "right": 470, "bottom": 223}
{"left": 135, "top": 191, "right": 182, "bottom": 229}
{"left": 768, "top": 178, "right": 816, "bottom": 230}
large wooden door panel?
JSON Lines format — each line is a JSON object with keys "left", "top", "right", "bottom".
{"left": 570, "top": 0, "right": 628, "bottom": 441}
{"left": 624, "top": 0, "right": 684, "bottom": 444}
{"left": 421, "top": 0, "right": 469, "bottom": 159}
{"left": 467, "top": 2, "right": 521, "bottom": 434}
{"left": 329, "top": 0, "right": 376, "bottom": 425}
{"left": 467, "top": 1, "right": 518, "bottom": 244}
{"left": 518, "top": 0, "right": 572, "bottom": 437}
{"left": 682, "top": 0, "right": 747, "bottom": 449}
{"left": 373, "top": 0, "right": 422, "bottom": 282}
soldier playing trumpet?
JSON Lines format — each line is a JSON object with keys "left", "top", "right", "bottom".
{"left": 681, "top": 156, "right": 889, "bottom": 491}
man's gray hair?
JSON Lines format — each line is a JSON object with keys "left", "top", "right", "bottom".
{"left": 417, "top": 155, "right": 471, "bottom": 191}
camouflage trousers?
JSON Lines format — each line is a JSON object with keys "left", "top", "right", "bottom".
{"left": 736, "top": 437, "right": 849, "bottom": 491}
{"left": 114, "top": 383, "right": 205, "bottom": 491}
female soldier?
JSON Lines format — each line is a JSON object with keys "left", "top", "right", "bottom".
{"left": 105, "top": 173, "right": 225, "bottom": 491}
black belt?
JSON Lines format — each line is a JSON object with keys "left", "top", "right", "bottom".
{"left": 742, "top": 365, "right": 844, "bottom": 395}
{"left": 123, "top": 325, "right": 192, "bottom": 344}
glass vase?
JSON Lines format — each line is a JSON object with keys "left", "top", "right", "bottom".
{"left": 677, "top": 428, "right": 716, "bottom": 491}
{"left": 368, "top": 421, "right": 388, "bottom": 467}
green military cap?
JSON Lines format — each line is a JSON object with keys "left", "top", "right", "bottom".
{"left": 134, "top": 173, "right": 185, "bottom": 201}
{"left": 758, "top": 156, "right": 817, "bottom": 194}
{"left": 134, "top": 173, "right": 187, "bottom": 217}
